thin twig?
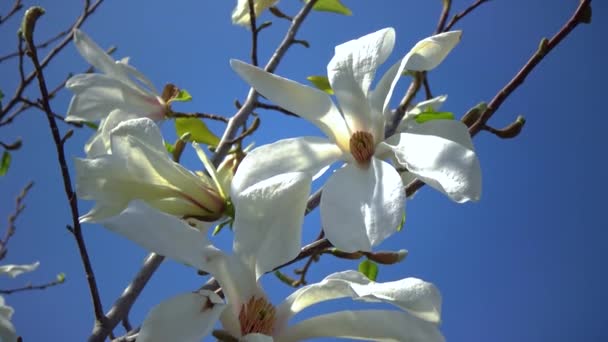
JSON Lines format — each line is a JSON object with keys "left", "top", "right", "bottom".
{"left": 435, "top": 0, "right": 451, "bottom": 34}
{"left": 1, "top": 46, "right": 116, "bottom": 127}
{"left": 0, "top": 278, "right": 64, "bottom": 295}
{"left": 0, "top": 182, "right": 33, "bottom": 261}
{"left": 23, "top": 16, "right": 105, "bottom": 325}
{"left": 247, "top": 0, "right": 259, "bottom": 66}
{"left": 0, "top": 29, "right": 68, "bottom": 63}
{"left": 0, "top": 0, "right": 105, "bottom": 119}
{"left": 406, "top": 0, "right": 592, "bottom": 197}
{"left": 444, "top": 0, "right": 489, "bottom": 32}
{"left": 169, "top": 112, "right": 229, "bottom": 123}
{"left": 255, "top": 101, "right": 299, "bottom": 117}
{"left": 0, "top": 0, "right": 23, "bottom": 26}
{"left": 211, "top": 0, "right": 319, "bottom": 166}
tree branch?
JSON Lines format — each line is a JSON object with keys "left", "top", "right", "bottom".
{"left": 211, "top": 0, "right": 319, "bottom": 166}
{"left": 22, "top": 8, "right": 105, "bottom": 326}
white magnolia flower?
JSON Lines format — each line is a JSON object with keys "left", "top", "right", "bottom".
{"left": 230, "top": 28, "right": 480, "bottom": 253}
{"left": 75, "top": 118, "right": 228, "bottom": 223}
{"left": 66, "top": 30, "right": 166, "bottom": 157}
{"left": 232, "top": 0, "right": 279, "bottom": 26}
{"left": 0, "top": 261, "right": 40, "bottom": 342}
{"left": 100, "top": 198, "right": 443, "bottom": 341}
{"left": 0, "top": 261, "right": 39, "bottom": 278}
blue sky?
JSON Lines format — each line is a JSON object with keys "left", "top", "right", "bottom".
{"left": 0, "top": 0, "right": 606, "bottom": 341}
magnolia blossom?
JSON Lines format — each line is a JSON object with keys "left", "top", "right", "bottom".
{"left": 99, "top": 197, "right": 443, "bottom": 342}
{"left": 230, "top": 28, "right": 481, "bottom": 252}
{"left": 0, "top": 261, "right": 40, "bottom": 342}
{"left": 232, "top": 0, "right": 279, "bottom": 26}
{"left": 75, "top": 118, "right": 228, "bottom": 223}
{"left": 65, "top": 30, "right": 166, "bottom": 157}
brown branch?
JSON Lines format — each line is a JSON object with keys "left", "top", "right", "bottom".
{"left": 0, "top": 182, "right": 33, "bottom": 261}
{"left": 1, "top": 46, "right": 116, "bottom": 127}
{"left": 247, "top": 0, "right": 259, "bottom": 66}
{"left": 435, "top": 0, "right": 451, "bottom": 34}
{"left": 211, "top": 0, "right": 319, "bottom": 166}
{"left": 88, "top": 131, "right": 191, "bottom": 341}
{"left": 0, "top": 0, "right": 105, "bottom": 120}
{"left": 0, "top": 29, "right": 68, "bottom": 63}
{"left": 406, "top": 0, "right": 591, "bottom": 198}
{"left": 0, "top": 0, "right": 23, "bottom": 26}
{"left": 256, "top": 101, "right": 299, "bottom": 117}
{"left": 169, "top": 111, "right": 229, "bottom": 123}
{"left": 0, "top": 277, "right": 64, "bottom": 295}
{"left": 22, "top": 10, "right": 105, "bottom": 325}
{"left": 444, "top": 0, "right": 489, "bottom": 32}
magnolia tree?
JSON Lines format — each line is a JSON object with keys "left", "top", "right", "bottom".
{"left": 0, "top": 0, "right": 594, "bottom": 341}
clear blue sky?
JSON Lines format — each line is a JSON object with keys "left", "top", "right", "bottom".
{"left": 0, "top": 0, "right": 606, "bottom": 341}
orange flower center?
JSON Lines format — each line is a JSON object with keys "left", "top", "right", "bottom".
{"left": 238, "top": 296, "right": 276, "bottom": 336}
{"left": 349, "top": 131, "right": 375, "bottom": 166}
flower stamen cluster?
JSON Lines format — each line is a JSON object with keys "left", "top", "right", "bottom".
{"left": 238, "top": 296, "right": 276, "bottom": 336}
{"left": 349, "top": 131, "right": 375, "bottom": 166}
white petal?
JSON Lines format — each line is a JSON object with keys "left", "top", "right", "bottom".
{"left": 396, "top": 95, "right": 449, "bottom": 132}
{"left": 233, "top": 172, "right": 311, "bottom": 278}
{"left": 277, "top": 270, "right": 441, "bottom": 326}
{"left": 84, "top": 109, "right": 139, "bottom": 157}
{"left": 231, "top": 137, "right": 342, "bottom": 196}
{"left": 232, "top": 0, "right": 279, "bottom": 26}
{"left": 230, "top": 60, "right": 350, "bottom": 148}
{"left": 0, "top": 261, "right": 39, "bottom": 278}
{"left": 73, "top": 30, "right": 120, "bottom": 78}
{"left": 77, "top": 118, "right": 219, "bottom": 222}
{"left": 101, "top": 201, "right": 221, "bottom": 271}
{"left": 328, "top": 28, "right": 395, "bottom": 138}
{"left": 242, "top": 333, "right": 274, "bottom": 342}
{"left": 321, "top": 159, "right": 405, "bottom": 252}
{"left": 403, "top": 31, "right": 462, "bottom": 71}
{"left": 277, "top": 310, "right": 444, "bottom": 342}
{"left": 388, "top": 120, "right": 481, "bottom": 202}
{"left": 329, "top": 28, "right": 395, "bottom": 97}
{"left": 137, "top": 291, "right": 225, "bottom": 342}
{"left": 0, "top": 297, "right": 16, "bottom": 342}
{"left": 206, "top": 254, "right": 264, "bottom": 326}
{"left": 65, "top": 74, "right": 163, "bottom": 122}
{"left": 368, "top": 56, "right": 408, "bottom": 136}
{"left": 74, "top": 30, "right": 157, "bottom": 96}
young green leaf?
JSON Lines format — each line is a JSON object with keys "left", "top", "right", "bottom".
{"left": 164, "top": 142, "right": 175, "bottom": 154}
{"left": 358, "top": 259, "right": 379, "bottom": 281}
{"left": 0, "top": 151, "right": 11, "bottom": 176}
{"left": 175, "top": 118, "right": 220, "bottom": 146}
{"left": 307, "top": 75, "right": 333, "bottom": 94}
{"left": 172, "top": 89, "right": 193, "bottom": 103}
{"left": 311, "top": 0, "right": 352, "bottom": 15}
{"left": 415, "top": 111, "right": 455, "bottom": 124}
{"left": 83, "top": 121, "right": 99, "bottom": 130}
{"left": 397, "top": 212, "right": 406, "bottom": 232}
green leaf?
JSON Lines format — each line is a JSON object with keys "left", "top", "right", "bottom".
{"left": 171, "top": 89, "right": 193, "bottom": 103}
{"left": 415, "top": 111, "right": 455, "bottom": 124}
{"left": 164, "top": 142, "right": 175, "bottom": 154}
{"left": 0, "top": 151, "right": 11, "bottom": 176}
{"left": 397, "top": 212, "right": 406, "bottom": 232}
{"left": 358, "top": 260, "right": 378, "bottom": 281}
{"left": 82, "top": 121, "right": 99, "bottom": 130}
{"left": 312, "top": 0, "right": 352, "bottom": 15}
{"left": 175, "top": 117, "right": 220, "bottom": 146}
{"left": 307, "top": 75, "right": 333, "bottom": 95}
